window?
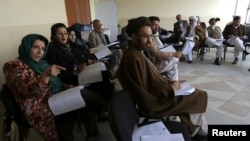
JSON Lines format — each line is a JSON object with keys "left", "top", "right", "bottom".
{"left": 245, "top": 0, "right": 250, "bottom": 24}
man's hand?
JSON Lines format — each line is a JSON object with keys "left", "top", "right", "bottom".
{"left": 170, "top": 80, "right": 186, "bottom": 91}
{"left": 174, "top": 52, "right": 183, "bottom": 58}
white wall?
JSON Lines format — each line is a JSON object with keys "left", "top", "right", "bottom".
{"left": 0, "top": 0, "right": 67, "bottom": 86}
{"left": 94, "top": 0, "right": 118, "bottom": 41}
{"left": 117, "top": 0, "right": 249, "bottom": 32}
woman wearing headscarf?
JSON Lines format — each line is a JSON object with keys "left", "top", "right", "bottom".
{"left": 67, "top": 23, "right": 98, "bottom": 64}
{"left": 181, "top": 16, "right": 206, "bottom": 63}
{"left": 3, "top": 34, "right": 106, "bottom": 141}
{"left": 3, "top": 34, "right": 65, "bottom": 141}
{"left": 45, "top": 23, "right": 114, "bottom": 100}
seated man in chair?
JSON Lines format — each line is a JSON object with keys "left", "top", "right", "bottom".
{"left": 222, "top": 16, "right": 249, "bottom": 64}
{"left": 205, "top": 18, "right": 224, "bottom": 65}
{"left": 116, "top": 16, "right": 208, "bottom": 140}
{"left": 181, "top": 16, "right": 206, "bottom": 63}
{"left": 148, "top": 16, "right": 182, "bottom": 80}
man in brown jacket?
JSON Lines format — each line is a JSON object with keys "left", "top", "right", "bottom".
{"left": 222, "top": 16, "right": 249, "bottom": 64}
{"left": 116, "top": 16, "right": 208, "bottom": 140}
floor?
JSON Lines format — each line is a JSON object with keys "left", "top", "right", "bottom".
{"left": 0, "top": 47, "right": 250, "bottom": 141}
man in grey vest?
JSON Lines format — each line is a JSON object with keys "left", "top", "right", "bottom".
{"left": 205, "top": 18, "right": 224, "bottom": 65}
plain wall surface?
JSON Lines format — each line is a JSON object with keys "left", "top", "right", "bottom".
{"left": 117, "top": 0, "right": 249, "bottom": 33}
{"left": 0, "top": 0, "right": 67, "bottom": 86}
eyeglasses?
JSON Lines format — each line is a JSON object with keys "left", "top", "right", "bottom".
{"left": 136, "top": 34, "right": 154, "bottom": 39}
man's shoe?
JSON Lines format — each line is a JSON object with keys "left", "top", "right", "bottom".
{"left": 188, "top": 60, "right": 193, "bottom": 64}
{"left": 214, "top": 58, "right": 221, "bottom": 65}
{"left": 243, "top": 50, "right": 250, "bottom": 56}
{"left": 232, "top": 57, "right": 238, "bottom": 64}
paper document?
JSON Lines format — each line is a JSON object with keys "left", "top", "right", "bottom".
{"left": 141, "top": 133, "right": 184, "bottom": 141}
{"left": 132, "top": 121, "right": 171, "bottom": 141}
{"left": 107, "top": 41, "right": 120, "bottom": 47}
{"left": 175, "top": 82, "right": 195, "bottom": 96}
{"left": 48, "top": 85, "right": 86, "bottom": 116}
{"left": 185, "top": 36, "right": 194, "bottom": 41}
{"left": 159, "top": 45, "right": 176, "bottom": 52}
{"left": 160, "top": 33, "right": 173, "bottom": 39}
{"left": 91, "top": 44, "right": 112, "bottom": 59}
{"left": 78, "top": 62, "right": 103, "bottom": 85}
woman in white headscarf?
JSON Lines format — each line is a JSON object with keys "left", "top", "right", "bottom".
{"left": 181, "top": 16, "right": 205, "bottom": 63}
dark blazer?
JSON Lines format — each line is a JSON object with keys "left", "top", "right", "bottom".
{"left": 158, "top": 27, "right": 168, "bottom": 35}
{"left": 173, "top": 20, "right": 188, "bottom": 36}
{"left": 45, "top": 41, "right": 86, "bottom": 85}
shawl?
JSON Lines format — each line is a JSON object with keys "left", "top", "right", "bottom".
{"left": 18, "top": 34, "right": 64, "bottom": 94}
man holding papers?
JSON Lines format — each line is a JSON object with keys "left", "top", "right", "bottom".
{"left": 88, "top": 19, "right": 118, "bottom": 73}
{"left": 116, "top": 17, "right": 208, "bottom": 140}
{"left": 205, "top": 18, "right": 224, "bottom": 65}
{"left": 148, "top": 16, "right": 182, "bottom": 80}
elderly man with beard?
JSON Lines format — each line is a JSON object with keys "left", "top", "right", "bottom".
{"left": 205, "top": 18, "right": 224, "bottom": 65}
{"left": 181, "top": 16, "right": 206, "bottom": 63}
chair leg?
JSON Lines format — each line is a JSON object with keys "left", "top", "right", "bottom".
{"left": 223, "top": 46, "right": 227, "bottom": 61}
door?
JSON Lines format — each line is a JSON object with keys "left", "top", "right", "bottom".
{"left": 64, "top": 0, "right": 91, "bottom": 26}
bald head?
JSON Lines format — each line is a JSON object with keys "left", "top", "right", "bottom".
{"left": 93, "top": 19, "right": 102, "bottom": 32}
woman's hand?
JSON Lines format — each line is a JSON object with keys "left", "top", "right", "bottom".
{"left": 73, "top": 64, "right": 86, "bottom": 75}
{"left": 41, "top": 65, "right": 66, "bottom": 83}
{"left": 45, "top": 65, "right": 66, "bottom": 76}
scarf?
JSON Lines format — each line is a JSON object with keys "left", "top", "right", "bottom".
{"left": 18, "top": 34, "right": 64, "bottom": 94}
{"left": 188, "top": 16, "right": 198, "bottom": 37}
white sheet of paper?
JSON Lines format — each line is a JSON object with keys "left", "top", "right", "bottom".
{"left": 175, "top": 82, "right": 195, "bottom": 96}
{"left": 132, "top": 121, "right": 171, "bottom": 141}
{"left": 101, "top": 62, "right": 107, "bottom": 71}
{"left": 48, "top": 85, "right": 86, "bottom": 116}
{"left": 185, "top": 36, "right": 194, "bottom": 41}
{"left": 159, "top": 45, "right": 176, "bottom": 52}
{"left": 78, "top": 62, "right": 103, "bottom": 85}
{"left": 141, "top": 133, "right": 184, "bottom": 141}
{"left": 92, "top": 44, "right": 112, "bottom": 59}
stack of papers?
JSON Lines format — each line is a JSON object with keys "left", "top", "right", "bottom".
{"left": 132, "top": 121, "right": 184, "bottom": 141}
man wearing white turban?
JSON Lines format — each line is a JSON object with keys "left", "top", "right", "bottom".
{"left": 181, "top": 16, "right": 206, "bottom": 63}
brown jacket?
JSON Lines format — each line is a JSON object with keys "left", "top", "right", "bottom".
{"left": 185, "top": 25, "right": 206, "bottom": 51}
{"left": 222, "top": 23, "right": 246, "bottom": 39}
{"left": 116, "top": 42, "right": 207, "bottom": 133}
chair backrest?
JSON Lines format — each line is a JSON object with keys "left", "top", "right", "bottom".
{"left": 108, "top": 90, "right": 139, "bottom": 141}
{"left": 0, "top": 84, "right": 30, "bottom": 141}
